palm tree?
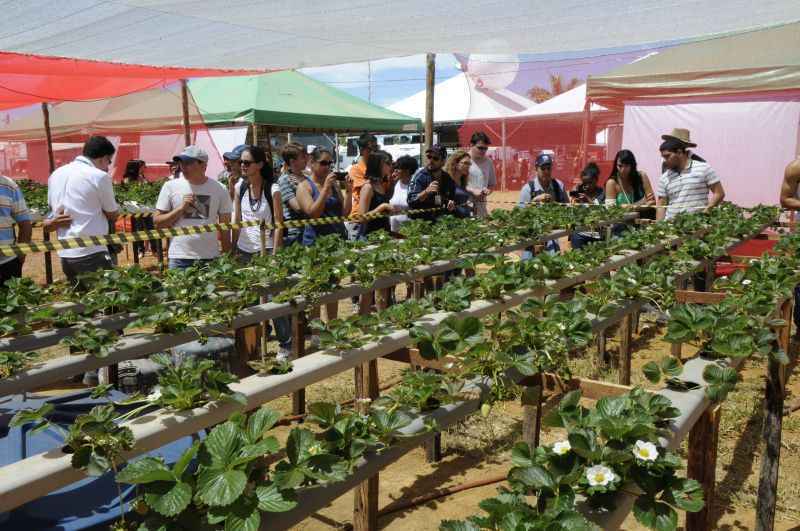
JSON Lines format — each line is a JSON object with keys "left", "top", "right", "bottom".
{"left": 527, "top": 74, "right": 581, "bottom": 103}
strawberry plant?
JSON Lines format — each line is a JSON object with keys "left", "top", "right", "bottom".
{"left": 0, "top": 350, "right": 38, "bottom": 378}
{"left": 61, "top": 324, "right": 119, "bottom": 358}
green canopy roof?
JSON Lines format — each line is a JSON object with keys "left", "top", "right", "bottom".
{"left": 189, "top": 71, "right": 421, "bottom": 133}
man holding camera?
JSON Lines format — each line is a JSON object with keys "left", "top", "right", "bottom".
{"left": 569, "top": 162, "right": 605, "bottom": 249}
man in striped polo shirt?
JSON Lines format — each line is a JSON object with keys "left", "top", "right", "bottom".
{"left": 655, "top": 128, "right": 725, "bottom": 221}
{"left": 0, "top": 175, "right": 32, "bottom": 285}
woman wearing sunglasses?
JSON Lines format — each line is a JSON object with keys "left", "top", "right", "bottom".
{"left": 296, "top": 147, "right": 351, "bottom": 246}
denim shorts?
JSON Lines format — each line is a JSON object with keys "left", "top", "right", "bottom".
{"left": 168, "top": 258, "right": 214, "bottom": 270}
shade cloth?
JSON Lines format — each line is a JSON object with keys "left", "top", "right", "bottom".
{"left": 0, "top": 51, "right": 255, "bottom": 110}
{"left": 587, "top": 21, "right": 800, "bottom": 109}
{"left": 0, "top": 2, "right": 799, "bottom": 71}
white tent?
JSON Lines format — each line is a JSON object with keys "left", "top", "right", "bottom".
{"left": 388, "top": 73, "right": 536, "bottom": 123}
{"left": 516, "top": 84, "right": 605, "bottom": 118}
{"left": 1, "top": 2, "right": 799, "bottom": 70}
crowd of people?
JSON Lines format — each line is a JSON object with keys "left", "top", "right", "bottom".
{"left": 0, "top": 128, "right": 735, "bottom": 288}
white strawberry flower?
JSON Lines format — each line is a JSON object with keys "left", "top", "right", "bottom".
{"left": 586, "top": 465, "right": 616, "bottom": 487}
{"left": 552, "top": 440, "right": 571, "bottom": 455}
{"left": 633, "top": 440, "right": 659, "bottom": 462}
{"left": 742, "top": 279, "right": 752, "bottom": 286}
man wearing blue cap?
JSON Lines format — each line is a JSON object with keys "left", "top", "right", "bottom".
{"left": 517, "top": 153, "right": 567, "bottom": 206}
{"left": 220, "top": 144, "right": 248, "bottom": 201}
{"left": 518, "top": 152, "right": 567, "bottom": 257}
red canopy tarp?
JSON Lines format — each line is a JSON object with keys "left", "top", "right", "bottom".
{"left": 0, "top": 51, "right": 261, "bottom": 110}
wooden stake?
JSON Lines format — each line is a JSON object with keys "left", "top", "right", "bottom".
{"left": 41, "top": 102, "right": 55, "bottom": 285}
{"left": 180, "top": 79, "right": 191, "bottom": 146}
{"left": 291, "top": 312, "right": 307, "bottom": 416}
{"left": 686, "top": 404, "right": 722, "bottom": 531}
{"left": 618, "top": 313, "right": 633, "bottom": 385}
{"left": 755, "top": 356, "right": 785, "bottom": 531}
{"left": 424, "top": 53, "right": 435, "bottom": 151}
{"left": 522, "top": 384, "right": 543, "bottom": 448}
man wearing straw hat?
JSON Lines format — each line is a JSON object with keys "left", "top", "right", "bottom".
{"left": 655, "top": 128, "right": 725, "bottom": 221}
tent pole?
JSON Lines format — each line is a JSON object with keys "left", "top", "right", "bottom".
{"left": 579, "top": 99, "right": 592, "bottom": 171}
{"left": 501, "top": 119, "right": 507, "bottom": 192}
{"left": 180, "top": 79, "right": 191, "bottom": 146}
{"left": 41, "top": 102, "right": 55, "bottom": 285}
{"left": 424, "top": 53, "right": 436, "bottom": 152}
{"left": 264, "top": 127, "right": 273, "bottom": 163}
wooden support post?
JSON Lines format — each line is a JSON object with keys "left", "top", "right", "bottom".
{"left": 595, "top": 332, "right": 607, "bottom": 376}
{"left": 704, "top": 259, "right": 715, "bottom": 291}
{"left": 424, "top": 53, "right": 435, "bottom": 152}
{"left": 41, "top": 103, "right": 55, "bottom": 285}
{"left": 354, "top": 348, "right": 379, "bottom": 531}
{"left": 291, "top": 312, "right": 307, "bottom": 417}
{"left": 618, "top": 313, "right": 633, "bottom": 385}
{"left": 180, "top": 79, "right": 192, "bottom": 146}
{"left": 686, "top": 404, "right": 721, "bottom": 531}
{"left": 354, "top": 290, "right": 380, "bottom": 530}
{"left": 522, "top": 384, "right": 543, "bottom": 448}
{"left": 756, "top": 341, "right": 789, "bottom": 530}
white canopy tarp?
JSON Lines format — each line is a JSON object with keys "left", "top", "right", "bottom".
{"left": 515, "top": 84, "right": 605, "bottom": 118}
{"left": 388, "top": 73, "right": 536, "bottom": 123}
{"left": 1, "top": 2, "right": 800, "bottom": 70}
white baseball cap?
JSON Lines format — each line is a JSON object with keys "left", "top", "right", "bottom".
{"left": 173, "top": 145, "right": 209, "bottom": 163}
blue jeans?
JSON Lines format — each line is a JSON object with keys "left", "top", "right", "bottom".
{"left": 570, "top": 232, "right": 602, "bottom": 250}
{"left": 237, "top": 250, "right": 292, "bottom": 349}
{"left": 521, "top": 240, "right": 560, "bottom": 261}
{"left": 168, "top": 258, "right": 213, "bottom": 270}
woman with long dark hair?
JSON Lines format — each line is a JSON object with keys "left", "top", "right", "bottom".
{"left": 233, "top": 145, "right": 291, "bottom": 359}
{"left": 233, "top": 145, "right": 276, "bottom": 260}
{"left": 122, "top": 159, "right": 145, "bottom": 184}
{"left": 604, "top": 149, "right": 655, "bottom": 208}
{"left": 359, "top": 151, "right": 394, "bottom": 237}
{"left": 297, "top": 147, "right": 351, "bottom": 245}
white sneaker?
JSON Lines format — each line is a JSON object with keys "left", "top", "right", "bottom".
{"left": 276, "top": 347, "right": 291, "bottom": 362}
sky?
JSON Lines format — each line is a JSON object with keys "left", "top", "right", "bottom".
{"left": 300, "top": 54, "right": 461, "bottom": 108}
{"left": 300, "top": 44, "right": 675, "bottom": 111}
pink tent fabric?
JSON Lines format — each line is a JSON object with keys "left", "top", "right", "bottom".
{"left": 621, "top": 98, "right": 800, "bottom": 207}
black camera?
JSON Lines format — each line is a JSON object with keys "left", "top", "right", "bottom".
{"left": 569, "top": 184, "right": 590, "bottom": 198}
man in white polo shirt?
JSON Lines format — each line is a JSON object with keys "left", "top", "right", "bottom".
{"left": 46, "top": 136, "right": 119, "bottom": 287}
{"left": 656, "top": 128, "right": 725, "bottom": 220}
{"left": 154, "top": 146, "right": 232, "bottom": 269}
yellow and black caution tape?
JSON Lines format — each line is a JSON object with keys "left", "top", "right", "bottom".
{"left": 0, "top": 207, "right": 444, "bottom": 257}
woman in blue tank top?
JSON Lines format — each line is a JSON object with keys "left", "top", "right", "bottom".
{"left": 296, "top": 147, "right": 351, "bottom": 246}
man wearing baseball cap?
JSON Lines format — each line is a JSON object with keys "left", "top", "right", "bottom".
{"left": 655, "top": 128, "right": 725, "bottom": 220}
{"left": 154, "top": 145, "right": 232, "bottom": 269}
{"left": 517, "top": 153, "right": 568, "bottom": 206}
{"left": 407, "top": 144, "right": 457, "bottom": 222}
{"left": 220, "top": 144, "right": 248, "bottom": 201}
{"left": 517, "top": 152, "right": 567, "bottom": 257}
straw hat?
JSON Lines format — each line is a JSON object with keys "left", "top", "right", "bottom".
{"left": 661, "top": 128, "right": 697, "bottom": 148}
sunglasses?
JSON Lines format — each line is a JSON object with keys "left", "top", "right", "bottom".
{"left": 475, "top": 145, "right": 489, "bottom": 151}
{"left": 317, "top": 160, "right": 334, "bottom": 166}
{"left": 427, "top": 155, "right": 442, "bottom": 162}
{"left": 240, "top": 160, "right": 255, "bottom": 167}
